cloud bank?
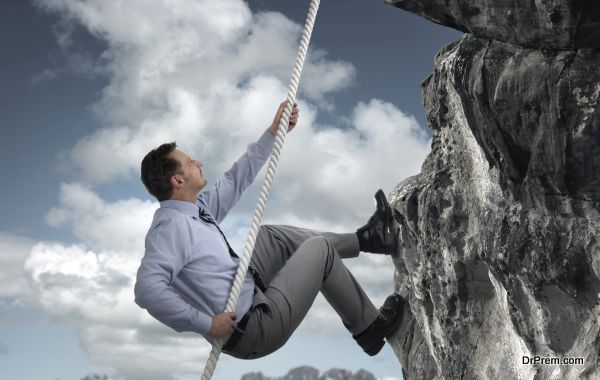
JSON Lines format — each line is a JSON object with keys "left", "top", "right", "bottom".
{"left": 5, "top": 0, "right": 432, "bottom": 378}
{"left": 0, "top": 233, "right": 35, "bottom": 307}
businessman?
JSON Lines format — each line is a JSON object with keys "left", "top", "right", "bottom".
{"left": 135, "top": 101, "right": 404, "bottom": 359}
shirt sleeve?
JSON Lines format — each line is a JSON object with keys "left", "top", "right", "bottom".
{"left": 134, "top": 218, "right": 212, "bottom": 335}
{"left": 198, "top": 130, "right": 275, "bottom": 223}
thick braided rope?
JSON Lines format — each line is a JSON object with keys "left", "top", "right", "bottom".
{"left": 201, "top": 1, "right": 321, "bottom": 378}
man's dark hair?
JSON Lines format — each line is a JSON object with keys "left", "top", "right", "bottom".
{"left": 141, "top": 142, "right": 180, "bottom": 201}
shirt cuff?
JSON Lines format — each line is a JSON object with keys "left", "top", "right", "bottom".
{"left": 192, "top": 310, "right": 213, "bottom": 336}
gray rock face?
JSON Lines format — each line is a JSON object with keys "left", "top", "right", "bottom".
{"left": 385, "top": 1, "right": 600, "bottom": 379}
{"left": 386, "top": 0, "right": 600, "bottom": 49}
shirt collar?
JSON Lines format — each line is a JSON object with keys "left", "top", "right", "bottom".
{"left": 159, "top": 199, "right": 200, "bottom": 219}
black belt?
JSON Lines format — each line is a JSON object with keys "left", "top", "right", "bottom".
{"left": 222, "top": 309, "right": 251, "bottom": 351}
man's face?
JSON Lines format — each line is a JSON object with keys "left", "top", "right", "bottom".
{"left": 169, "top": 148, "right": 207, "bottom": 193}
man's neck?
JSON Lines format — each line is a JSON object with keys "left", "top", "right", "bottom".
{"left": 169, "top": 192, "right": 197, "bottom": 204}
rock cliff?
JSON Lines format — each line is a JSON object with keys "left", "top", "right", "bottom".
{"left": 384, "top": 1, "right": 600, "bottom": 379}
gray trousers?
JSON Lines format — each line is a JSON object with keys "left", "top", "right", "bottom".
{"left": 224, "top": 225, "right": 379, "bottom": 359}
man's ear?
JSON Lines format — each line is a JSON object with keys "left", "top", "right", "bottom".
{"left": 170, "top": 174, "right": 184, "bottom": 189}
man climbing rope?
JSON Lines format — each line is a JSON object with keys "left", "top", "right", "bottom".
{"left": 134, "top": 100, "right": 404, "bottom": 359}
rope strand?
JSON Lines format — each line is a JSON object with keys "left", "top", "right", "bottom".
{"left": 200, "top": 1, "right": 321, "bottom": 378}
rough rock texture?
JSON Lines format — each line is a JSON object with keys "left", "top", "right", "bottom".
{"left": 386, "top": 0, "right": 600, "bottom": 49}
{"left": 385, "top": 1, "right": 600, "bottom": 379}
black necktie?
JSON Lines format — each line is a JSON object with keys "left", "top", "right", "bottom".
{"left": 198, "top": 208, "right": 268, "bottom": 292}
{"left": 198, "top": 208, "right": 239, "bottom": 258}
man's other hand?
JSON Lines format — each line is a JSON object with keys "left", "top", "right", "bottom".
{"left": 209, "top": 312, "right": 237, "bottom": 339}
{"left": 268, "top": 100, "right": 300, "bottom": 136}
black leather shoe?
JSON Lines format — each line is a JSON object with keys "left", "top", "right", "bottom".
{"left": 356, "top": 189, "right": 398, "bottom": 255}
{"left": 353, "top": 293, "right": 404, "bottom": 356}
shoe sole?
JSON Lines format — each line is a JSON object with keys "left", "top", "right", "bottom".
{"left": 363, "top": 312, "right": 403, "bottom": 356}
{"left": 375, "top": 190, "right": 399, "bottom": 255}
{"left": 362, "top": 295, "right": 405, "bottom": 356}
{"left": 357, "top": 316, "right": 403, "bottom": 356}
{"left": 365, "top": 338, "right": 385, "bottom": 356}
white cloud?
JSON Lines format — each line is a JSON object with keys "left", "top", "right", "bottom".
{"left": 35, "top": 0, "right": 355, "bottom": 184}
{"left": 0, "top": 232, "right": 36, "bottom": 306}
{"left": 260, "top": 98, "right": 429, "bottom": 225}
{"left": 30, "top": 68, "right": 59, "bottom": 86}
{"left": 23, "top": 0, "right": 431, "bottom": 378}
{"left": 46, "top": 182, "right": 156, "bottom": 253}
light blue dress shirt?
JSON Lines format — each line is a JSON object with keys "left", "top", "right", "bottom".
{"left": 134, "top": 131, "right": 275, "bottom": 342}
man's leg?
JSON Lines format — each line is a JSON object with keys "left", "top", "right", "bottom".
{"left": 229, "top": 190, "right": 403, "bottom": 359}
{"left": 244, "top": 234, "right": 380, "bottom": 358}
{"left": 250, "top": 224, "right": 360, "bottom": 289}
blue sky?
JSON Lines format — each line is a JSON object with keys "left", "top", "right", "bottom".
{"left": 0, "top": 1, "right": 459, "bottom": 379}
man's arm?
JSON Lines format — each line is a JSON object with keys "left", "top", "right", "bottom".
{"left": 199, "top": 101, "right": 299, "bottom": 222}
{"left": 134, "top": 219, "right": 213, "bottom": 335}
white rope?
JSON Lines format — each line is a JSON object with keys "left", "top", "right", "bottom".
{"left": 201, "top": 1, "right": 321, "bottom": 378}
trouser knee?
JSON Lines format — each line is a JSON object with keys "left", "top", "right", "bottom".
{"left": 300, "top": 236, "right": 335, "bottom": 279}
{"left": 301, "top": 235, "right": 331, "bottom": 253}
